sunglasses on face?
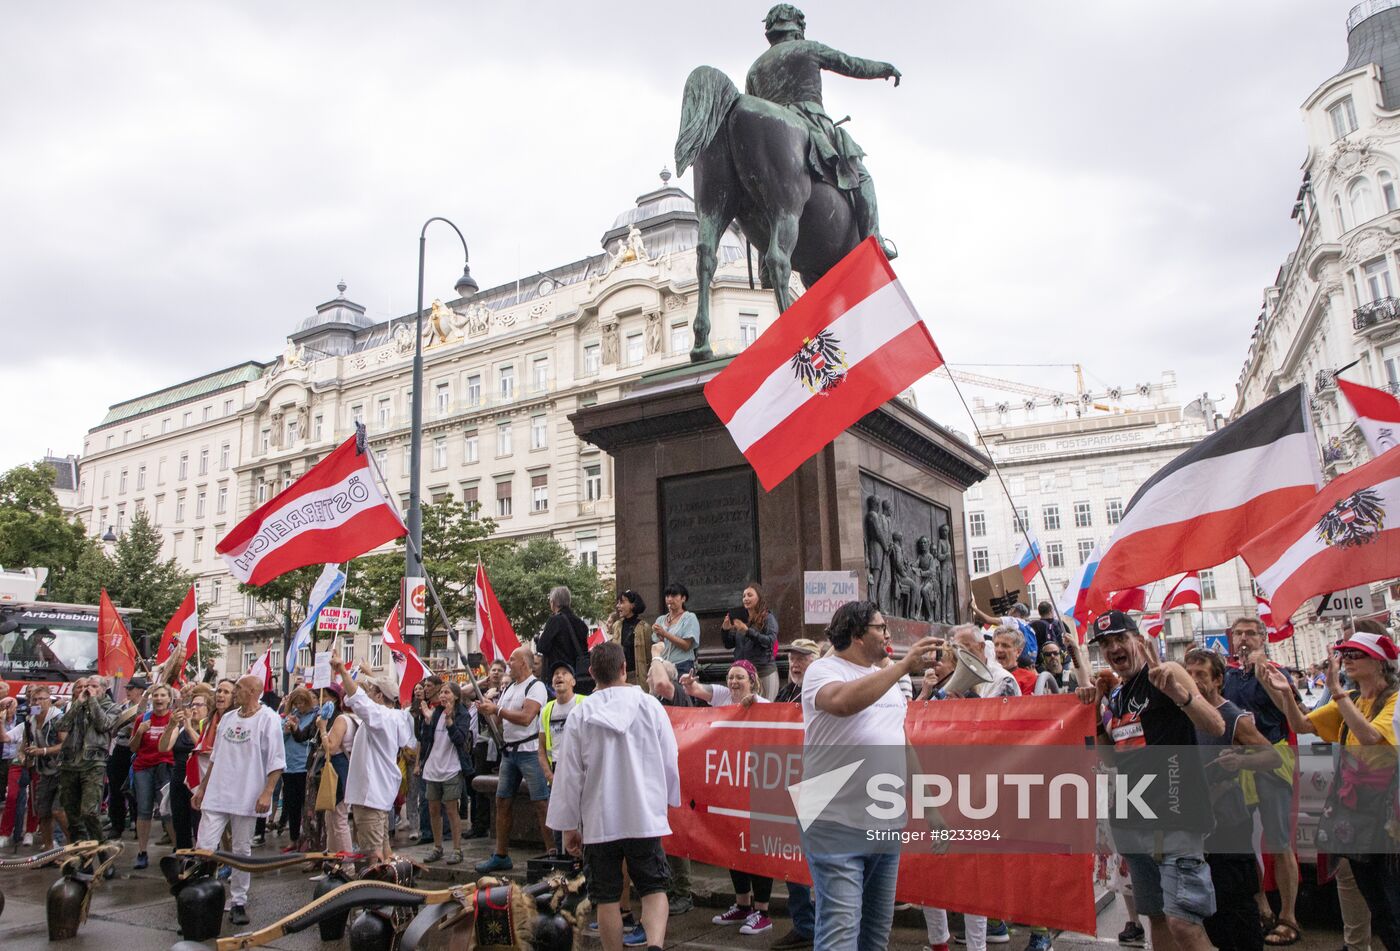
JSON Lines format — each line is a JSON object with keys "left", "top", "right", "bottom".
{"left": 1337, "top": 649, "right": 1367, "bottom": 660}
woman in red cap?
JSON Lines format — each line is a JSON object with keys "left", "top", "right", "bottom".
{"left": 1261, "top": 620, "right": 1398, "bottom": 949}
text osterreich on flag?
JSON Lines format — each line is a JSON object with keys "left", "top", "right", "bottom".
{"left": 1086, "top": 385, "right": 1321, "bottom": 611}
{"left": 216, "top": 429, "right": 405, "bottom": 586}
{"left": 703, "top": 236, "right": 945, "bottom": 491}
{"left": 1242, "top": 445, "right": 1400, "bottom": 622}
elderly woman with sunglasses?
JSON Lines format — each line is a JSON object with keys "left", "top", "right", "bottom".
{"left": 1261, "top": 623, "right": 1399, "bottom": 950}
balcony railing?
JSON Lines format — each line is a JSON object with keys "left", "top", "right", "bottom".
{"left": 1353, "top": 296, "right": 1400, "bottom": 332}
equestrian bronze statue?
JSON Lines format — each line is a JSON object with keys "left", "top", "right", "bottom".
{"left": 675, "top": 3, "right": 900, "bottom": 360}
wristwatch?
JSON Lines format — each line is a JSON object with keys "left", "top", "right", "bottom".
{"left": 1177, "top": 693, "right": 1194, "bottom": 709}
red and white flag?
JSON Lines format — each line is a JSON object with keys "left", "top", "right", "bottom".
{"left": 474, "top": 562, "right": 521, "bottom": 663}
{"left": 379, "top": 599, "right": 429, "bottom": 706}
{"left": 1087, "top": 386, "right": 1320, "bottom": 611}
{"left": 1255, "top": 595, "right": 1294, "bottom": 644}
{"left": 1140, "top": 613, "right": 1164, "bottom": 638}
{"left": 246, "top": 646, "right": 275, "bottom": 694}
{"left": 703, "top": 237, "right": 945, "bottom": 491}
{"left": 381, "top": 598, "right": 407, "bottom": 653}
{"left": 587, "top": 625, "right": 606, "bottom": 650}
{"left": 157, "top": 586, "right": 199, "bottom": 665}
{"left": 1160, "top": 572, "right": 1203, "bottom": 612}
{"left": 1242, "top": 446, "right": 1400, "bottom": 621}
{"left": 217, "top": 429, "right": 405, "bottom": 586}
{"left": 98, "top": 589, "right": 140, "bottom": 680}
{"left": 1337, "top": 377, "right": 1400, "bottom": 458}
{"left": 1107, "top": 586, "right": 1147, "bottom": 613}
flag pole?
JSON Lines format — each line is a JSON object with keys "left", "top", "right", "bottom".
{"left": 364, "top": 440, "right": 503, "bottom": 747}
{"left": 939, "top": 370, "right": 1092, "bottom": 686}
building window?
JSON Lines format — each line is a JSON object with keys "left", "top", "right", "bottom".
{"left": 497, "top": 422, "right": 513, "bottom": 456}
{"left": 161, "top": 418, "right": 171, "bottom": 434}
{"left": 1382, "top": 170, "right": 1399, "bottom": 213}
{"left": 341, "top": 641, "right": 355, "bottom": 665}
{"left": 198, "top": 448, "right": 209, "bottom": 475}
{"left": 1043, "top": 505, "right": 1061, "bottom": 531}
{"left": 1199, "top": 569, "right": 1217, "bottom": 601}
{"left": 464, "top": 432, "right": 479, "bottom": 464}
{"left": 530, "top": 415, "right": 548, "bottom": 450}
{"left": 101, "top": 472, "right": 110, "bottom": 497}
{"left": 462, "top": 484, "right": 479, "bottom": 508}
{"left": 432, "top": 437, "right": 447, "bottom": 470}
{"left": 496, "top": 480, "right": 513, "bottom": 517}
{"left": 670, "top": 322, "right": 690, "bottom": 354}
{"left": 466, "top": 374, "right": 482, "bottom": 405}
{"left": 499, "top": 366, "right": 515, "bottom": 400}
{"left": 202, "top": 405, "right": 212, "bottom": 422}
{"left": 136, "top": 465, "right": 146, "bottom": 491}
{"left": 259, "top": 428, "right": 271, "bottom": 453}
{"left": 217, "top": 442, "right": 229, "bottom": 470}
{"left": 313, "top": 414, "right": 324, "bottom": 441}
{"left": 211, "top": 579, "right": 221, "bottom": 604}
{"left": 298, "top": 647, "right": 312, "bottom": 670}
{"left": 531, "top": 356, "right": 549, "bottom": 392}
{"left": 531, "top": 473, "right": 549, "bottom": 512}
{"left": 351, "top": 404, "right": 364, "bottom": 425}
{"left": 216, "top": 484, "right": 228, "bottom": 514}
{"left": 373, "top": 448, "right": 387, "bottom": 476}
{"left": 625, "top": 332, "right": 644, "bottom": 365}
{"left": 1073, "top": 501, "right": 1092, "bottom": 528}
{"left": 370, "top": 637, "right": 384, "bottom": 668}
{"left": 435, "top": 381, "right": 451, "bottom": 415}
{"left": 1365, "top": 256, "right": 1395, "bottom": 301}
{"left": 116, "top": 504, "right": 125, "bottom": 529}
{"left": 119, "top": 469, "right": 128, "bottom": 493}
{"left": 1105, "top": 498, "right": 1124, "bottom": 525}
{"left": 582, "top": 344, "right": 600, "bottom": 375}
{"left": 182, "top": 411, "right": 192, "bottom": 428}
{"left": 739, "top": 313, "right": 759, "bottom": 348}
{"left": 377, "top": 397, "right": 392, "bottom": 428}
{"left": 1013, "top": 507, "right": 1029, "bottom": 533}
{"left": 1077, "top": 539, "right": 1095, "bottom": 565}
{"left": 1329, "top": 95, "right": 1358, "bottom": 139}
{"left": 175, "top": 493, "right": 186, "bottom": 522}
{"left": 971, "top": 548, "right": 990, "bottom": 575}
{"left": 1046, "top": 542, "right": 1064, "bottom": 569}
{"left": 401, "top": 447, "right": 411, "bottom": 477}
{"left": 193, "top": 533, "right": 203, "bottom": 561}
{"left": 1350, "top": 176, "right": 1377, "bottom": 224}
{"left": 195, "top": 490, "right": 206, "bottom": 519}
{"left": 577, "top": 536, "right": 598, "bottom": 568}
{"left": 224, "top": 399, "right": 234, "bottom": 416}
{"left": 1335, "top": 193, "right": 1349, "bottom": 233}
{"left": 256, "top": 480, "right": 268, "bottom": 504}
{"left": 243, "top": 650, "right": 256, "bottom": 672}
{"left": 967, "top": 512, "right": 986, "bottom": 537}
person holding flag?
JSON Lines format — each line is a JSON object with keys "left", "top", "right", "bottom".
{"left": 286, "top": 564, "right": 346, "bottom": 676}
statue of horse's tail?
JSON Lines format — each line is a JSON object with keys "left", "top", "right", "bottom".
{"left": 675, "top": 65, "right": 739, "bottom": 177}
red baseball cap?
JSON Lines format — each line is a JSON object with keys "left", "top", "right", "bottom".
{"left": 1335, "top": 631, "right": 1400, "bottom": 662}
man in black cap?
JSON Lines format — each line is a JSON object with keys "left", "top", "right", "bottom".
{"left": 1089, "top": 611, "right": 1224, "bottom": 951}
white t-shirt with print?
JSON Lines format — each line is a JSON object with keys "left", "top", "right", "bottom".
{"left": 201, "top": 705, "right": 287, "bottom": 817}
{"left": 499, "top": 677, "right": 548, "bottom": 753}
{"left": 706, "top": 684, "right": 772, "bottom": 708}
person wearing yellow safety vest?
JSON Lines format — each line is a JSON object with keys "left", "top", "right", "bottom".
{"left": 539, "top": 661, "right": 587, "bottom": 855}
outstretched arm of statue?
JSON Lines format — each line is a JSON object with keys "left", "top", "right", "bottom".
{"left": 814, "top": 43, "right": 900, "bottom": 85}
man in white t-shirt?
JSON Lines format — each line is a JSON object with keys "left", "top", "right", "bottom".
{"left": 474, "top": 646, "right": 551, "bottom": 873}
{"left": 801, "top": 600, "right": 940, "bottom": 951}
{"left": 191, "top": 675, "right": 286, "bottom": 926}
{"left": 329, "top": 654, "right": 416, "bottom": 862}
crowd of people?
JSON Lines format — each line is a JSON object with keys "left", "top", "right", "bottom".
{"left": 0, "top": 583, "right": 1396, "bottom": 951}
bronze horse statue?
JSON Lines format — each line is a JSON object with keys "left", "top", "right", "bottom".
{"left": 675, "top": 65, "right": 865, "bottom": 361}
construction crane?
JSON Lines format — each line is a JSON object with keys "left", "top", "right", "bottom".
{"left": 937, "top": 364, "right": 1132, "bottom": 414}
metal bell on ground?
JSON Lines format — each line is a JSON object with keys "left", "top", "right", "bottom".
{"left": 346, "top": 908, "right": 397, "bottom": 951}
{"left": 46, "top": 875, "right": 89, "bottom": 940}
{"left": 313, "top": 871, "right": 353, "bottom": 940}
{"left": 175, "top": 876, "right": 227, "bottom": 942}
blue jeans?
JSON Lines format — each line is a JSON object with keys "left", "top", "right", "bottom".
{"left": 417, "top": 779, "right": 432, "bottom": 839}
{"left": 806, "top": 847, "right": 900, "bottom": 951}
{"left": 787, "top": 881, "right": 814, "bottom": 939}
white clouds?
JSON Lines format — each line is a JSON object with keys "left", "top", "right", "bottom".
{"left": 0, "top": 0, "right": 1364, "bottom": 470}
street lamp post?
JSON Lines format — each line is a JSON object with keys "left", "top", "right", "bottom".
{"left": 406, "top": 217, "right": 478, "bottom": 653}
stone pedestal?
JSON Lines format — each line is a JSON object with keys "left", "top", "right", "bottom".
{"left": 570, "top": 360, "right": 989, "bottom": 652}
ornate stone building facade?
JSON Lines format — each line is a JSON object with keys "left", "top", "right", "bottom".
{"left": 1233, "top": 0, "right": 1400, "bottom": 664}
{"left": 73, "top": 176, "right": 778, "bottom": 674}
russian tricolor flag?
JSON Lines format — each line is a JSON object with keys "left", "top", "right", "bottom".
{"left": 1014, "top": 531, "right": 1043, "bottom": 586}
{"left": 1057, "top": 544, "right": 1101, "bottom": 641}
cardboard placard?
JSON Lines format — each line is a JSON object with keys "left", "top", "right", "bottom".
{"left": 312, "top": 651, "right": 332, "bottom": 689}
{"left": 803, "top": 570, "right": 860, "bottom": 624}
{"left": 969, "top": 565, "right": 1030, "bottom": 618}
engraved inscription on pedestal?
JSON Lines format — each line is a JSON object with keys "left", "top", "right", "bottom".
{"left": 660, "top": 469, "right": 760, "bottom": 614}
{"left": 860, "top": 473, "right": 955, "bottom": 623}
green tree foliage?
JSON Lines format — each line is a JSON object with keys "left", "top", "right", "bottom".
{"left": 0, "top": 462, "right": 87, "bottom": 595}
{"left": 484, "top": 537, "right": 609, "bottom": 641}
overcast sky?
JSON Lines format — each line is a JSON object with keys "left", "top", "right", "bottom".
{"left": 0, "top": 0, "right": 1364, "bottom": 472}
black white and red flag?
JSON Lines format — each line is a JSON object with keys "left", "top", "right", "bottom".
{"left": 1242, "top": 446, "right": 1400, "bottom": 621}
{"left": 1086, "top": 386, "right": 1321, "bottom": 611}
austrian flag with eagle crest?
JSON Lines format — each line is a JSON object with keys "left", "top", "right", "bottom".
{"left": 1315, "top": 488, "right": 1386, "bottom": 548}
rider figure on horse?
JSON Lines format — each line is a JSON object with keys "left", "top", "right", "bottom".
{"left": 745, "top": 4, "right": 901, "bottom": 259}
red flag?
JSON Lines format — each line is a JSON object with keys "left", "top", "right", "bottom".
{"left": 97, "top": 589, "right": 140, "bottom": 680}
{"left": 1242, "top": 447, "right": 1400, "bottom": 621}
{"left": 1107, "top": 587, "right": 1147, "bottom": 613}
{"left": 588, "top": 625, "right": 605, "bottom": 650}
{"left": 380, "top": 599, "right": 428, "bottom": 706}
{"left": 216, "top": 430, "right": 405, "bottom": 586}
{"left": 381, "top": 599, "right": 407, "bottom": 653}
{"left": 246, "top": 646, "right": 275, "bottom": 694}
{"left": 474, "top": 562, "right": 521, "bottom": 663}
{"left": 1161, "top": 572, "right": 1203, "bottom": 612}
{"left": 1337, "top": 377, "right": 1400, "bottom": 457}
{"left": 157, "top": 586, "right": 199, "bottom": 665}
{"left": 1255, "top": 595, "right": 1294, "bottom": 644}
{"left": 703, "top": 237, "right": 945, "bottom": 491}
